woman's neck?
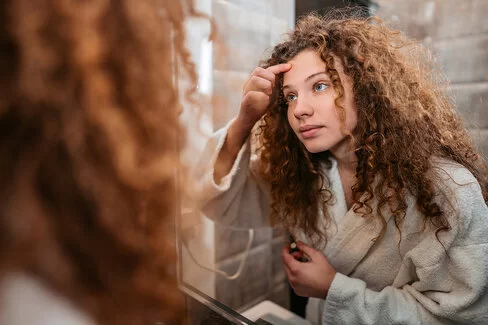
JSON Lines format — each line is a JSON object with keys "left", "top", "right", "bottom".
{"left": 330, "top": 140, "right": 358, "bottom": 173}
{"left": 330, "top": 147, "right": 358, "bottom": 211}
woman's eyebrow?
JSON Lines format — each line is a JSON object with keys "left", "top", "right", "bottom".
{"left": 283, "top": 71, "right": 329, "bottom": 90}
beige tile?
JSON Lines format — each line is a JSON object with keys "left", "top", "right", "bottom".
{"left": 214, "top": 225, "right": 272, "bottom": 262}
{"left": 470, "top": 129, "right": 488, "bottom": 158}
{"left": 452, "top": 83, "right": 488, "bottom": 129}
{"left": 433, "top": 0, "right": 488, "bottom": 40}
{"left": 215, "top": 245, "right": 272, "bottom": 311}
{"left": 433, "top": 34, "right": 488, "bottom": 84}
{"left": 271, "top": 237, "right": 287, "bottom": 284}
{"left": 268, "top": 282, "right": 290, "bottom": 310}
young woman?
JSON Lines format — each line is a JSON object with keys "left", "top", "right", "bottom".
{"left": 196, "top": 13, "right": 488, "bottom": 325}
{"left": 0, "top": 0, "right": 198, "bottom": 324}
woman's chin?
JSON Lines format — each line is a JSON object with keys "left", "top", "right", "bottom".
{"left": 304, "top": 144, "right": 328, "bottom": 154}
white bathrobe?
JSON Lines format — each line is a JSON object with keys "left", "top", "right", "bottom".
{"left": 0, "top": 274, "right": 96, "bottom": 325}
{"left": 194, "top": 122, "right": 488, "bottom": 325}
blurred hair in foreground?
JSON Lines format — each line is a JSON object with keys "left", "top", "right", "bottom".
{"left": 0, "top": 0, "right": 198, "bottom": 324}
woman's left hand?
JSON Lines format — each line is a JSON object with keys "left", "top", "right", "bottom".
{"left": 282, "top": 241, "right": 337, "bottom": 299}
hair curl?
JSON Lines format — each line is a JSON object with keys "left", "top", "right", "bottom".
{"left": 0, "top": 0, "right": 198, "bottom": 324}
{"left": 257, "top": 13, "right": 488, "bottom": 247}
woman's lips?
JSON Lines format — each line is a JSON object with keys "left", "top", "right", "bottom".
{"left": 299, "top": 125, "right": 323, "bottom": 139}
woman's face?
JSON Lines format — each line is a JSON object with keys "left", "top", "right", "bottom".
{"left": 283, "top": 49, "right": 357, "bottom": 155}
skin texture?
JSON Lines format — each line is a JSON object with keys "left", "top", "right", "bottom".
{"left": 284, "top": 50, "right": 357, "bottom": 158}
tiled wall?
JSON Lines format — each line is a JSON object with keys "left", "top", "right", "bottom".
{"left": 375, "top": 0, "right": 488, "bottom": 156}
{"left": 210, "top": 0, "right": 295, "bottom": 312}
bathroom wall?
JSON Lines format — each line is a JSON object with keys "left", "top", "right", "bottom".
{"left": 375, "top": 0, "right": 488, "bottom": 157}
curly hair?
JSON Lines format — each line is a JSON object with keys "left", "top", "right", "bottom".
{"left": 0, "top": 0, "right": 199, "bottom": 324}
{"left": 257, "top": 13, "right": 488, "bottom": 247}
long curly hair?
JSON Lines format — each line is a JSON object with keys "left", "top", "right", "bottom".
{"left": 257, "top": 13, "right": 488, "bottom": 247}
{"left": 0, "top": 0, "right": 199, "bottom": 324}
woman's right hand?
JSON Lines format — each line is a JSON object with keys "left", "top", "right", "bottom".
{"left": 214, "top": 63, "right": 291, "bottom": 184}
{"left": 236, "top": 63, "right": 292, "bottom": 130}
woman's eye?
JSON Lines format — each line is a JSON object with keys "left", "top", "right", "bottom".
{"left": 285, "top": 94, "right": 297, "bottom": 102}
{"left": 314, "top": 83, "right": 328, "bottom": 92}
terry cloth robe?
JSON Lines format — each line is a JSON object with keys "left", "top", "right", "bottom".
{"left": 0, "top": 273, "right": 96, "bottom": 325}
{"left": 194, "top": 121, "right": 488, "bottom": 325}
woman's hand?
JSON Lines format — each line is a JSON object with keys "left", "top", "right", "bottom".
{"left": 214, "top": 63, "right": 290, "bottom": 184}
{"left": 282, "top": 241, "right": 337, "bottom": 299}
{"left": 236, "top": 63, "right": 291, "bottom": 130}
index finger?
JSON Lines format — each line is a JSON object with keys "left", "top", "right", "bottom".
{"left": 267, "top": 63, "right": 292, "bottom": 75}
{"left": 282, "top": 246, "right": 300, "bottom": 271}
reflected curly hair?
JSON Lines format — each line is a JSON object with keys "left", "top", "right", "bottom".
{"left": 0, "top": 0, "right": 199, "bottom": 324}
{"left": 257, "top": 13, "right": 488, "bottom": 247}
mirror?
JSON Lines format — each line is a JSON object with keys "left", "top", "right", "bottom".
{"left": 177, "top": 1, "right": 297, "bottom": 324}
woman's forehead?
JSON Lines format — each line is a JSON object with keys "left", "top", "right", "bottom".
{"left": 282, "top": 50, "right": 348, "bottom": 87}
{"left": 283, "top": 50, "right": 327, "bottom": 84}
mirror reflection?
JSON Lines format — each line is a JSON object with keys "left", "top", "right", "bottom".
{"left": 179, "top": 1, "right": 297, "bottom": 323}
{"left": 180, "top": 0, "right": 488, "bottom": 325}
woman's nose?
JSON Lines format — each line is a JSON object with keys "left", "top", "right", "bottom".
{"left": 293, "top": 98, "right": 313, "bottom": 118}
